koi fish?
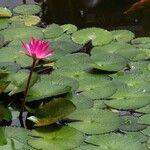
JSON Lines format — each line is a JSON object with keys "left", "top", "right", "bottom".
{"left": 124, "top": 0, "right": 150, "bottom": 14}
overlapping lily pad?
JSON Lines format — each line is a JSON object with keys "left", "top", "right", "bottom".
{"left": 111, "top": 29, "right": 135, "bottom": 42}
{"left": 0, "top": 7, "right": 12, "bottom": 17}
{"left": 61, "top": 24, "right": 77, "bottom": 34}
{"left": 0, "top": 19, "right": 11, "bottom": 30}
{"left": 72, "top": 27, "right": 113, "bottom": 46}
{"left": 85, "top": 133, "right": 145, "bottom": 150}
{"left": 28, "top": 125, "right": 85, "bottom": 150}
{"left": 27, "top": 74, "right": 79, "bottom": 101}
{"left": 68, "top": 109, "right": 121, "bottom": 134}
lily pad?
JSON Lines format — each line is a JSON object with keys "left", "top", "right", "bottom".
{"left": 138, "top": 114, "right": 150, "bottom": 125}
{"left": 13, "top": 4, "right": 41, "bottom": 15}
{"left": 0, "top": 127, "right": 34, "bottom": 150}
{"left": 43, "top": 23, "right": 64, "bottom": 39}
{"left": 28, "top": 98, "right": 76, "bottom": 126}
{"left": 136, "top": 105, "right": 150, "bottom": 114}
{"left": 28, "top": 125, "right": 85, "bottom": 150}
{"left": 11, "top": 15, "right": 41, "bottom": 26}
{"left": 91, "top": 52, "right": 127, "bottom": 71}
{"left": 119, "top": 116, "right": 147, "bottom": 132}
{"left": 61, "top": 24, "right": 77, "bottom": 34}
{"left": 0, "top": 18, "right": 11, "bottom": 30}
{"left": 0, "top": 128, "right": 7, "bottom": 146}
{"left": 68, "top": 109, "right": 121, "bottom": 134}
{"left": 85, "top": 133, "right": 145, "bottom": 150}
{"left": 27, "top": 74, "right": 79, "bottom": 101}
{"left": 1, "top": 26, "right": 43, "bottom": 41}
{"left": 141, "top": 126, "right": 150, "bottom": 136}
{"left": 111, "top": 30, "right": 135, "bottom": 42}
{"left": 72, "top": 27, "right": 113, "bottom": 46}
{"left": 0, "top": 7, "right": 12, "bottom": 17}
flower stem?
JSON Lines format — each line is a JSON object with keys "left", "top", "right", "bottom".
{"left": 21, "top": 58, "right": 37, "bottom": 112}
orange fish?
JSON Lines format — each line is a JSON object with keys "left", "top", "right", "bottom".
{"left": 124, "top": 0, "right": 150, "bottom": 14}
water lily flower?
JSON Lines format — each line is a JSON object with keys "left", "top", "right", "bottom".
{"left": 22, "top": 37, "right": 54, "bottom": 60}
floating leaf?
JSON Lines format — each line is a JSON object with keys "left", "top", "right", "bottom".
{"left": 72, "top": 27, "right": 113, "bottom": 46}
{"left": 6, "top": 70, "right": 39, "bottom": 96}
{"left": 0, "top": 7, "right": 12, "bottom": 17}
{"left": 0, "top": 34, "right": 4, "bottom": 48}
{"left": 61, "top": 24, "right": 77, "bottom": 34}
{"left": 85, "top": 133, "right": 145, "bottom": 150}
{"left": 28, "top": 98, "right": 76, "bottom": 126}
{"left": 0, "top": 18, "right": 10, "bottom": 30}
{"left": 136, "top": 105, "right": 150, "bottom": 114}
{"left": 119, "top": 116, "right": 147, "bottom": 132}
{"left": 141, "top": 126, "right": 150, "bottom": 136}
{"left": 138, "top": 114, "right": 150, "bottom": 125}
{"left": 43, "top": 23, "right": 64, "bottom": 39}
{"left": 0, "top": 128, "right": 7, "bottom": 146}
{"left": 0, "top": 104, "right": 12, "bottom": 121}
{"left": 111, "top": 30, "right": 135, "bottom": 42}
{"left": 68, "top": 109, "right": 121, "bottom": 134}
{"left": 13, "top": 4, "right": 41, "bottom": 15}
{"left": 27, "top": 74, "right": 78, "bottom": 101}
{"left": 11, "top": 15, "right": 41, "bottom": 26}
{"left": 0, "top": 80, "right": 10, "bottom": 93}
{"left": 28, "top": 125, "right": 85, "bottom": 150}
{"left": 91, "top": 52, "right": 127, "bottom": 71}
{"left": 1, "top": 26, "right": 43, "bottom": 41}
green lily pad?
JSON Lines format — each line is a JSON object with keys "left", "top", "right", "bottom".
{"left": 5, "top": 70, "right": 39, "bottom": 96}
{"left": 138, "top": 114, "right": 150, "bottom": 125}
{"left": 43, "top": 23, "right": 64, "bottom": 39}
{"left": 111, "top": 30, "right": 135, "bottom": 42}
{"left": 61, "top": 24, "right": 77, "bottom": 34}
{"left": 28, "top": 98, "right": 76, "bottom": 126}
{"left": 141, "top": 126, "right": 150, "bottom": 136}
{"left": 119, "top": 116, "right": 147, "bottom": 132}
{"left": 91, "top": 52, "right": 127, "bottom": 71}
{"left": 27, "top": 74, "right": 78, "bottom": 101}
{"left": 1, "top": 26, "right": 43, "bottom": 41}
{"left": 80, "top": 81, "right": 117, "bottom": 99}
{"left": 28, "top": 125, "right": 85, "bottom": 150}
{"left": 72, "top": 27, "right": 113, "bottom": 46}
{"left": 0, "top": 18, "right": 10, "bottom": 30}
{"left": 85, "top": 133, "right": 145, "bottom": 150}
{"left": 67, "top": 94, "right": 93, "bottom": 110}
{"left": 105, "top": 97, "right": 150, "bottom": 110}
{"left": 136, "top": 105, "right": 150, "bottom": 114}
{"left": 13, "top": 4, "right": 41, "bottom": 15}
{"left": 0, "top": 7, "right": 12, "bottom": 17}
{"left": 11, "top": 15, "right": 41, "bottom": 26}
{"left": 91, "top": 42, "right": 142, "bottom": 60}
{"left": 68, "top": 109, "right": 121, "bottom": 134}
{"left": 126, "top": 132, "right": 149, "bottom": 143}
{"left": 0, "top": 34, "right": 4, "bottom": 48}
{"left": 0, "top": 128, "right": 7, "bottom": 146}
{"left": 0, "top": 127, "right": 34, "bottom": 150}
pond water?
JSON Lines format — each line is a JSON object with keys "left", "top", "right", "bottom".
{"left": 1, "top": 0, "right": 150, "bottom": 36}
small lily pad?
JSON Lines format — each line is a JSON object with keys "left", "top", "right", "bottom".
{"left": 0, "top": 7, "right": 12, "bottom": 17}
{"left": 72, "top": 27, "right": 113, "bottom": 46}
{"left": 13, "top": 4, "right": 41, "bottom": 15}
{"left": 11, "top": 15, "right": 41, "bottom": 26}
{"left": 0, "top": 18, "right": 11, "bottom": 30}
{"left": 0, "top": 104, "right": 12, "bottom": 121}
{"left": 43, "top": 23, "right": 64, "bottom": 39}
{"left": 61, "top": 24, "right": 77, "bottom": 34}
{"left": 111, "top": 30, "right": 135, "bottom": 42}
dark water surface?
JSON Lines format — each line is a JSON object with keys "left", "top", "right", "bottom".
{"left": 1, "top": 0, "right": 150, "bottom": 35}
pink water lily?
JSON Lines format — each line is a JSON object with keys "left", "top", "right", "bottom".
{"left": 22, "top": 37, "right": 54, "bottom": 60}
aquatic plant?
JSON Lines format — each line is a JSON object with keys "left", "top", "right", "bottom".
{"left": 0, "top": 4, "right": 149, "bottom": 150}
